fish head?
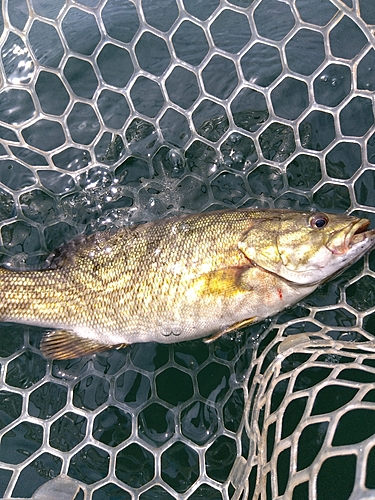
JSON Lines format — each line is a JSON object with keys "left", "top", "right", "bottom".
{"left": 238, "top": 211, "right": 375, "bottom": 285}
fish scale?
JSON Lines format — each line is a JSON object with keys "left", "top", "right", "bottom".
{"left": 0, "top": 208, "right": 373, "bottom": 360}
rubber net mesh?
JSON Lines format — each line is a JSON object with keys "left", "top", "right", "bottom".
{"left": 0, "top": 0, "right": 374, "bottom": 498}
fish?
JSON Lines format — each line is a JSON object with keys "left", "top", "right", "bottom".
{"left": 0, "top": 209, "right": 373, "bottom": 360}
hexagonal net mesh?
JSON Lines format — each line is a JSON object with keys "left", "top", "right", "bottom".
{"left": 0, "top": 0, "right": 374, "bottom": 498}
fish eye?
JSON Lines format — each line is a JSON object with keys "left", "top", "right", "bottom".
{"left": 309, "top": 213, "right": 329, "bottom": 229}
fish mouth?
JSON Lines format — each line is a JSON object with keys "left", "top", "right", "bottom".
{"left": 327, "top": 218, "right": 375, "bottom": 254}
{"left": 347, "top": 218, "right": 375, "bottom": 247}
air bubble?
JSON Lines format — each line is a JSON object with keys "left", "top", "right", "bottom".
{"left": 166, "top": 149, "right": 184, "bottom": 169}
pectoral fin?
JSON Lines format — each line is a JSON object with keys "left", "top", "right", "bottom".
{"left": 203, "top": 317, "right": 257, "bottom": 343}
{"left": 40, "top": 330, "right": 127, "bottom": 360}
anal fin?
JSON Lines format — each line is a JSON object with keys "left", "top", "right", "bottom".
{"left": 40, "top": 330, "right": 127, "bottom": 360}
{"left": 203, "top": 317, "right": 256, "bottom": 344}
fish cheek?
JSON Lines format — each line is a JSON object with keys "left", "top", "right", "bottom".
{"left": 275, "top": 218, "right": 330, "bottom": 272}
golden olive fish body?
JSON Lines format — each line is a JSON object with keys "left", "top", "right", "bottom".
{"left": 0, "top": 209, "right": 374, "bottom": 359}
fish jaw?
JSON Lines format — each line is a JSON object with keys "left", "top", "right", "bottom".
{"left": 317, "top": 218, "right": 375, "bottom": 282}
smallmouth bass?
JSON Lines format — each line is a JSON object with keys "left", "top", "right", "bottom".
{"left": 0, "top": 209, "right": 373, "bottom": 359}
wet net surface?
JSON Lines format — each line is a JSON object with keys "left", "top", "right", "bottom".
{"left": 0, "top": 0, "right": 374, "bottom": 498}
